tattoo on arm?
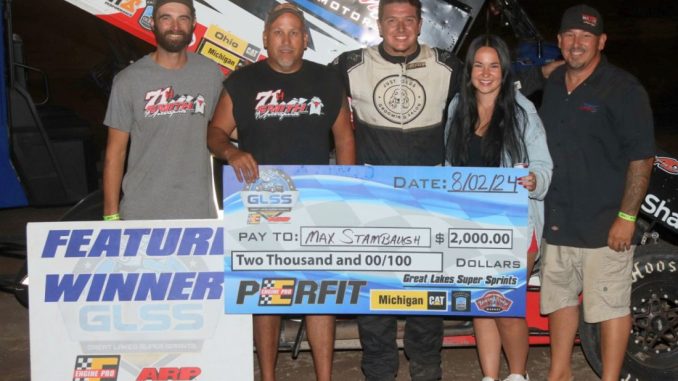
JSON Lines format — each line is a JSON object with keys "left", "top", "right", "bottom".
{"left": 619, "top": 157, "right": 654, "bottom": 215}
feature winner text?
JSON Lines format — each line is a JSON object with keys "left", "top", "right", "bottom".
{"left": 39, "top": 227, "right": 224, "bottom": 302}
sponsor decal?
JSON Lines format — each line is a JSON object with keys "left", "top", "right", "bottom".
{"left": 236, "top": 279, "right": 365, "bottom": 305}
{"left": 258, "top": 278, "right": 296, "bottom": 306}
{"left": 197, "top": 40, "right": 243, "bottom": 72}
{"left": 373, "top": 75, "right": 426, "bottom": 124}
{"left": 73, "top": 355, "right": 120, "bottom": 381}
{"left": 578, "top": 102, "right": 599, "bottom": 113}
{"left": 138, "top": 1, "right": 154, "bottom": 30}
{"left": 451, "top": 290, "right": 471, "bottom": 312}
{"left": 405, "top": 62, "right": 426, "bottom": 70}
{"left": 241, "top": 169, "right": 299, "bottom": 223}
{"left": 293, "top": 0, "right": 380, "bottom": 45}
{"left": 144, "top": 87, "right": 207, "bottom": 118}
{"left": 136, "top": 367, "right": 201, "bottom": 380}
{"left": 641, "top": 194, "right": 678, "bottom": 230}
{"left": 104, "top": 0, "right": 143, "bottom": 17}
{"left": 581, "top": 14, "right": 598, "bottom": 27}
{"left": 654, "top": 156, "right": 678, "bottom": 175}
{"left": 254, "top": 89, "right": 325, "bottom": 121}
{"left": 475, "top": 290, "right": 513, "bottom": 313}
{"left": 427, "top": 291, "right": 447, "bottom": 310}
{"left": 370, "top": 290, "right": 445, "bottom": 311}
{"left": 203, "top": 25, "right": 261, "bottom": 62}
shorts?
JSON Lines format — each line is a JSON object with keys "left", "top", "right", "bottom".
{"left": 539, "top": 243, "right": 634, "bottom": 323}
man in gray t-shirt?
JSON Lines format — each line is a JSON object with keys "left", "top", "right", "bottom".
{"left": 103, "top": 0, "right": 223, "bottom": 220}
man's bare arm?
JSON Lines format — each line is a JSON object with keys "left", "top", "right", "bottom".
{"left": 207, "top": 90, "right": 259, "bottom": 183}
{"left": 332, "top": 97, "right": 355, "bottom": 165}
{"left": 608, "top": 157, "right": 654, "bottom": 251}
{"left": 102, "top": 128, "right": 130, "bottom": 217}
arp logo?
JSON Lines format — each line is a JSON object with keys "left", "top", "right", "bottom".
{"left": 136, "top": 367, "right": 201, "bottom": 380}
{"left": 427, "top": 291, "right": 447, "bottom": 311}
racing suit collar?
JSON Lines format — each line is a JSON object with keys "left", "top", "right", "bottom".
{"left": 378, "top": 42, "right": 422, "bottom": 64}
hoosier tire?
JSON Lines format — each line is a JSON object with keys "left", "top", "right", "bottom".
{"left": 579, "top": 241, "right": 678, "bottom": 380}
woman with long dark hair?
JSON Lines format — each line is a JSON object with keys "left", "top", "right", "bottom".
{"left": 445, "top": 35, "right": 552, "bottom": 381}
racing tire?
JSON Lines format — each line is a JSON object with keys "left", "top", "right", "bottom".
{"left": 579, "top": 241, "right": 678, "bottom": 381}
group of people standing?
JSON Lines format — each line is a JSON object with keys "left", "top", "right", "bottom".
{"left": 101, "top": 0, "right": 655, "bottom": 380}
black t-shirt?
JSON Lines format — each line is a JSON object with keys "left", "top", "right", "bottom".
{"left": 466, "top": 134, "right": 486, "bottom": 167}
{"left": 539, "top": 57, "right": 655, "bottom": 248}
{"left": 224, "top": 60, "right": 344, "bottom": 165}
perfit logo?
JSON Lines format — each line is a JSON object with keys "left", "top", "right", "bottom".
{"left": 237, "top": 279, "right": 366, "bottom": 306}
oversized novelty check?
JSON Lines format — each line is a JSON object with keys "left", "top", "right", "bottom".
{"left": 223, "top": 165, "right": 529, "bottom": 317}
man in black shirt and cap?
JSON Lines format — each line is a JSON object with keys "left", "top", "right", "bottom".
{"left": 538, "top": 5, "right": 655, "bottom": 381}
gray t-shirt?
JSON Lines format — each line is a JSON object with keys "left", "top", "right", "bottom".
{"left": 104, "top": 53, "right": 223, "bottom": 220}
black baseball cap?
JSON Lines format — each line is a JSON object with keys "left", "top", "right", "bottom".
{"left": 153, "top": 0, "right": 195, "bottom": 18}
{"left": 559, "top": 4, "right": 604, "bottom": 35}
{"left": 265, "top": 3, "right": 307, "bottom": 29}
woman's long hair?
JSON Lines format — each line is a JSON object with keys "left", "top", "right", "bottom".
{"left": 446, "top": 35, "right": 528, "bottom": 166}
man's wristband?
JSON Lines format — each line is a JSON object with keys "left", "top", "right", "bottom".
{"left": 617, "top": 211, "right": 637, "bottom": 222}
{"left": 103, "top": 213, "right": 120, "bottom": 221}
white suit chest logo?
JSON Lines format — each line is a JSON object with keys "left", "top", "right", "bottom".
{"left": 373, "top": 74, "right": 426, "bottom": 124}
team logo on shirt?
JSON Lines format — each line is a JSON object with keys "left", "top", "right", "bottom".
{"left": 578, "top": 102, "right": 599, "bottom": 113}
{"left": 254, "top": 89, "right": 324, "bottom": 120}
{"left": 373, "top": 75, "right": 426, "bottom": 124}
{"left": 144, "top": 87, "right": 206, "bottom": 118}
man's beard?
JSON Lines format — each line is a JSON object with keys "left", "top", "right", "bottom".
{"left": 153, "top": 27, "right": 193, "bottom": 53}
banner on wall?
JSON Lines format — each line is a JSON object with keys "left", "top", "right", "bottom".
{"left": 222, "top": 165, "right": 529, "bottom": 317}
{"left": 27, "top": 220, "right": 252, "bottom": 381}
{"left": 62, "top": 0, "right": 483, "bottom": 73}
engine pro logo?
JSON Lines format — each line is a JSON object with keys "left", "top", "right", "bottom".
{"left": 258, "top": 278, "right": 296, "bottom": 306}
{"left": 73, "top": 355, "right": 120, "bottom": 381}
{"left": 475, "top": 291, "right": 513, "bottom": 313}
